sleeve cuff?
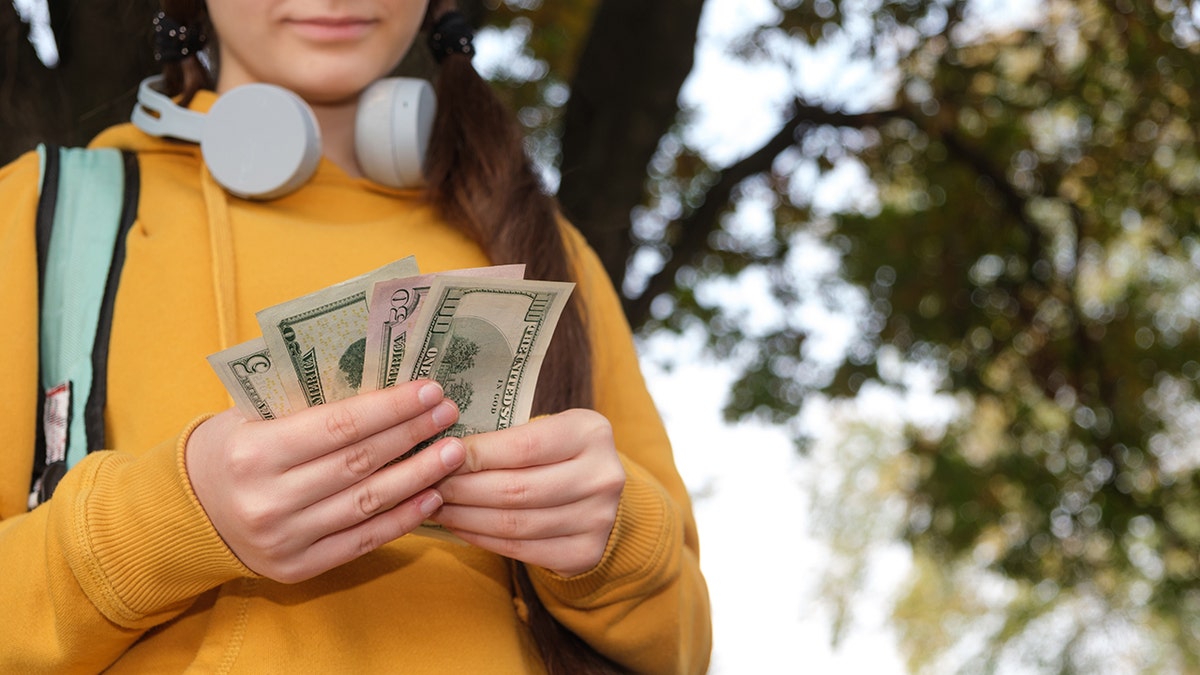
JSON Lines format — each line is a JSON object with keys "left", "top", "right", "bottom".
{"left": 61, "top": 414, "right": 253, "bottom": 627}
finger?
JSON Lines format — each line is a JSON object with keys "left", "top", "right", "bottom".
{"left": 437, "top": 462, "right": 592, "bottom": 509}
{"left": 441, "top": 528, "right": 604, "bottom": 579}
{"left": 270, "top": 488, "right": 446, "bottom": 584}
{"left": 456, "top": 412, "right": 594, "bottom": 474}
{"left": 431, "top": 498, "right": 600, "bottom": 541}
{"left": 300, "top": 437, "right": 467, "bottom": 536}
{"left": 282, "top": 397, "right": 458, "bottom": 502}
{"left": 269, "top": 381, "right": 448, "bottom": 467}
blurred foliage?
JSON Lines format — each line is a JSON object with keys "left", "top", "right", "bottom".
{"left": 468, "top": 0, "right": 599, "bottom": 171}
{"left": 642, "top": 0, "right": 1200, "bottom": 670}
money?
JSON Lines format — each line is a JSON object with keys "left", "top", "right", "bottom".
{"left": 206, "top": 337, "right": 294, "bottom": 421}
{"left": 256, "top": 257, "right": 419, "bottom": 409}
{"left": 361, "top": 264, "right": 525, "bottom": 393}
{"left": 394, "top": 276, "right": 574, "bottom": 447}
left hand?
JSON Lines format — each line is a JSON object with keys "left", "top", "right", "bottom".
{"left": 429, "top": 409, "right": 626, "bottom": 577}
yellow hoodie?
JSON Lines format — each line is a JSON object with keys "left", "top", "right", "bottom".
{"left": 0, "top": 92, "right": 710, "bottom": 673}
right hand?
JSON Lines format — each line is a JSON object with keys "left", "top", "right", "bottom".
{"left": 185, "top": 380, "right": 465, "bottom": 583}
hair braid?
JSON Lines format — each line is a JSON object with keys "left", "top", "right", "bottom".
{"left": 422, "top": 3, "right": 618, "bottom": 673}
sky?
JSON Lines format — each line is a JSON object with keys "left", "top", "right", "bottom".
{"left": 641, "top": 333, "right": 910, "bottom": 673}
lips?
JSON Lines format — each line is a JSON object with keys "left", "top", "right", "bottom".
{"left": 286, "top": 17, "right": 377, "bottom": 42}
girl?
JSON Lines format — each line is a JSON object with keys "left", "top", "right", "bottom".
{"left": 0, "top": 0, "right": 710, "bottom": 672}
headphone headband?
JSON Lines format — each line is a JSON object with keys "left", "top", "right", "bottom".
{"left": 132, "top": 75, "right": 205, "bottom": 142}
{"left": 130, "top": 75, "right": 435, "bottom": 199}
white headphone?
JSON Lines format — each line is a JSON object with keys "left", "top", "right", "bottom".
{"left": 131, "top": 74, "right": 436, "bottom": 199}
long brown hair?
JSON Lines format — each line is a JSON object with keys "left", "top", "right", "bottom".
{"left": 159, "top": 1, "right": 618, "bottom": 672}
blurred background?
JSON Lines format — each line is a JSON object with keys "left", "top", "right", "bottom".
{"left": 5, "top": 0, "right": 1200, "bottom": 672}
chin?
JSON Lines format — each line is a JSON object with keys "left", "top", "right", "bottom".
{"left": 282, "top": 53, "right": 404, "bottom": 103}
{"left": 289, "top": 77, "right": 376, "bottom": 105}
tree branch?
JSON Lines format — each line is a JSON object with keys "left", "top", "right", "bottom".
{"left": 623, "top": 100, "right": 904, "bottom": 329}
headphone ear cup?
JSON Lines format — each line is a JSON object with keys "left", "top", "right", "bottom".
{"left": 202, "top": 84, "right": 322, "bottom": 200}
{"left": 355, "top": 78, "right": 436, "bottom": 189}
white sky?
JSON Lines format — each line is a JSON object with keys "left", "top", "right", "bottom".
{"left": 642, "top": 330, "right": 911, "bottom": 673}
{"left": 12, "top": 0, "right": 57, "bottom": 65}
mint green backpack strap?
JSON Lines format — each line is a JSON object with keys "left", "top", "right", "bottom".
{"left": 30, "top": 144, "right": 140, "bottom": 508}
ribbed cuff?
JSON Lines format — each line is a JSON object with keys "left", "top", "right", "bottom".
{"left": 528, "top": 461, "right": 681, "bottom": 604}
{"left": 65, "top": 414, "right": 251, "bottom": 627}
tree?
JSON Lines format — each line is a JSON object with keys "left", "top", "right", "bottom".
{"left": 8, "top": 0, "right": 1200, "bottom": 671}
{"left": 698, "top": 0, "right": 1200, "bottom": 671}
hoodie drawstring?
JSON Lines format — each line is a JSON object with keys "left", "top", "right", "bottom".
{"left": 200, "top": 165, "right": 239, "bottom": 353}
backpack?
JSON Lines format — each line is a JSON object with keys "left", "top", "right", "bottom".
{"left": 28, "top": 145, "right": 140, "bottom": 509}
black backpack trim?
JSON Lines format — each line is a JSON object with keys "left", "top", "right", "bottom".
{"left": 30, "top": 146, "right": 140, "bottom": 505}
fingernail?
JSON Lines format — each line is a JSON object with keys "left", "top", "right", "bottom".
{"left": 440, "top": 439, "right": 465, "bottom": 468}
{"left": 419, "top": 491, "right": 443, "bottom": 516}
{"left": 432, "top": 400, "right": 458, "bottom": 427}
{"left": 418, "top": 381, "right": 443, "bottom": 407}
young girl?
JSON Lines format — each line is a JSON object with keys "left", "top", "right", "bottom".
{"left": 0, "top": 0, "right": 710, "bottom": 672}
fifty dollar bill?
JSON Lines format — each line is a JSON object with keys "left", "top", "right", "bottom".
{"left": 361, "top": 264, "right": 525, "bottom": 393}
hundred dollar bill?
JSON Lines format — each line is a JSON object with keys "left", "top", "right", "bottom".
{"left": 395, "top": 276, "right": 574, "bottom": 449}
{"left": 206, "top": 337, "right": 294, "bottom": 421}
{"left": 361, "top": 264, "right": 525, "bottom": 393}
{"left": 257, "top": 256, "right": 419, "bottom": 409}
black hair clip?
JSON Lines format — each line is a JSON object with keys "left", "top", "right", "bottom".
{"left": 153, "top": 11, "right": 207, "bottom": 63}
{"left": 428, "top": 11, "right": 475, "bottom": 63}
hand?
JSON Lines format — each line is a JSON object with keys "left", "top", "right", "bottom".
{"left": 430, "top": 409, "right": 626, "bottom": 578}
{"left": 185, "top": 380, "right": 465, "bottom": 583}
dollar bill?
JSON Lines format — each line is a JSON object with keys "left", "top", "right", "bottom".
{"left": 257, "top": 256, "right": 420, "bottom": 409}
{"left": 361, "top": 264, "right": 525, "bottom": 394}
{"left": 395, "top": 276, "right": 574, "bottom": 449}
{"left": 206, "top": 337, "right": 295, "bottom": 421}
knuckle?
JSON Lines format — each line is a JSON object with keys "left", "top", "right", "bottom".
{"left": 398, "top": 425, "right": 436, "bottom": 457}
{"left": 352, "top": 483, "right": 386, "bottom": 519}
{"left": 417, "top": 445, "right": 453, "bottom": 482}
{"left": 271, "top": 559, "right": 310, "bottom": 585}
{"left": 356, "top": 526, "right": 388, "bottom": 558}
{"left": 234, "top": 497, "right": 280, "bottom": 534}
{"left": 325, "top": 405, "right": 365, "bottom": 446}
{"left": 603, "top": 464, "right": 627, "bottom": 495}
{"left": 499, "top": 476, "right": 531, "bottom": 507}
{"left": 513, "top": 427, "right": 542, "bottom": 466}
{"left": 583, "top": 413, "right": 615, "bottom": 447}
{"left": 497, "top": 509, "right": 524, "bottom": 538}
{"left": 584, "top": 510, "right": 614, "bottom": 538}
{"left": 386, "top": 385, "right": 422, "bottom": 419}
{"left": 494, "top": 536, "right": 523, "bottom": 560}
{"left": 225, "top": 443, "right": 264, "bottom": 479}
{"left": 343, "top": 443, "right": 375, "bottom": 479}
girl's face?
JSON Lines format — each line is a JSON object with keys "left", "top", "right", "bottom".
{"left": 205, "top": 0, "right": 429, "bottom": 103}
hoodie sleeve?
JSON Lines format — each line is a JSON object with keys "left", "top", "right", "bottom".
{"left": 0, "top": 151, "right": 250, "bottom": 671}
{"left": 527, "top": 224, "right": 713, "bottom": 674}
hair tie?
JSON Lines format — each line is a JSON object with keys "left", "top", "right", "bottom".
{"left": 427, "top": 11, "right": 475, "bottom": 63}
{"left": 153, "top": 11, "right": 207, "bottom": 63}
